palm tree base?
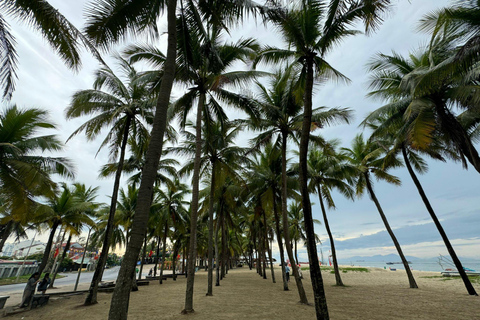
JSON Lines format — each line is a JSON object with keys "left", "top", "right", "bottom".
{"left": 181, "top": 309, "right": 194, "bottom": 314}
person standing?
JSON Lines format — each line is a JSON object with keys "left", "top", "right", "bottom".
{"left": 37, "top": 273, "right": 51, "bottom": 295}
{"left": 20, "top": 272, "right": 40, "bottom": 307}
{"left": 285, "top": 264, "right": 290, "bottom": 282}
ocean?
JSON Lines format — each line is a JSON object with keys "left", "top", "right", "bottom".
{"left": 340, "top": 259, "right": 480, "bottom": 273}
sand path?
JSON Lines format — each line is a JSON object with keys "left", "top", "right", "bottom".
{"left": 2, "top": 266, "right": 479, "bottom": 319}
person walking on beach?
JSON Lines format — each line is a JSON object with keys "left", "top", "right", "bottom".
{"left": 20, "top": 272, "right": 40, "bottom": 308}
{"left": 285, "top": 264, "right": 290, "bottom": 282}
{"left": 37, "top": 273, "right": 51, "bottom": 295}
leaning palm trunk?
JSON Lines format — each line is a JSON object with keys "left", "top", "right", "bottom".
{"left": 401, "top": 146, "right": 477, "bottom": 295}
{"left": 365, "top": 174, "right": 418, "bottom": 289}
{"left": 221, "top": 213, "right": 227, "bottom": 280}
{"left": 50, "top": 233, "right": 72, "bottom": 288}
{"left": 108, "top": 1, "right": 177, "bottom": 318}
{"left": 159, "top": 223, "right": 168, "bottom": 284}
{"left": 86, "top": 116, "right": 132, "bottom": 306}
{"left": 48, "top": 228, "right": 67, "bottom": 274}
{"left": 206, "top": 163, "right": 217, "bottom": 295}
{"left": 266, "top": 234, "right": 275, "bottom": 283}
{"left": 38, "top": 220, "right": 60, "bottom": 275}
{"left": 215, "top": 220, "right": 220, "bottom": 286}
{"left": 138, "top": 237, "right": 147, "bottom": 280}
{"left": 317, "top": 188, "right": 343, "bottom": 286}
{"left": 281, "top": 133, "right": 309, "bottom": 304}
{"left": 298, "top": 63, "right": 328, "bottom": 319}
{"left": 182, "top": 92, "right": 205, "bottom": 314}
{"left": 273, "top": 195, "right": 288, "bottom": 290}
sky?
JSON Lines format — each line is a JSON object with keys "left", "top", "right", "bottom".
{"left": 2, "top": 0, "right": 480, "bottom": 261}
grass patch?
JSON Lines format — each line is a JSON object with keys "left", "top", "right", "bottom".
{"left": 0, "top": 273, "right": 65, "bottom": 286}
{"left": 420, "top": 275, "right": 480, "bottom": 283}
{"left": 303, "top": 266, "right": 369, "bottom": 273}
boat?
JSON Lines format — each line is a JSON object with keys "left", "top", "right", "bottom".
{"left": 386, "top": 261, "right": 411, "bottom": 265}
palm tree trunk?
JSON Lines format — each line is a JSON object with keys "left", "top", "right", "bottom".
{"left": 38, "top": 220, "right": 60, "bottom": 275}
{"left": 273, "top": 194, "right": 288, "bottom": 290}
{"left": 266, "top": 234, "right": 275, "bottom": 283}
{"left": 262, "top": 210, "right": 270, "bottom": 280}
{"left": 86, "top": 115, "right": 132, "bottom": 306}
{"left": 294, "top": 241, "right": 299, "bottom": 265}
{"left": 281, "top": 133, "right": 309, "bottom": 304}
{"left": 182, "top": 90, "right": 205, "bottom": 314}
{"left": 221, "top": 211, "right": 227, "bottom": 280}
{"left": 365, "top": 173, "right": 418, "bottom": 289}
{"left": 317, "top": 187, "right": 343, "bottom": 286}
{"left": 154, "top": 235, "right": 161, "bottom": 277}
{"left": 50, "top": 233, "right": 72, "bottom": 288}
{"left": 298, "top": 60, "right": 328, "bottom": 319}
{"left": 75, "top": 228, "right": 92, "bottom": 291}
{"left": 138, "top": 236, "right": 147, "bottom": 280}
{"left": 206, "top": 161, "right": 217, "bottom": 295}
{"left": 0, "top": 221, "right": 13, "bottom": 253}
{"left": 48, "top": 228, "right": 67, "bottom": 275}
{"left": 159, "top": 223, "right": 168, "bottom": 284}
{"left": 108, "top": 1, "right": 177, "bottom": 318}
{"left": 401, "top": 146, "right": 477, "bottom": 295}
{"left": 215, "top": 218, "right": 220, "bottom": 286}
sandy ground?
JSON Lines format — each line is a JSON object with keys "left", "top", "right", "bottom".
{"left": 2, "top": 265, "right": 479, "bottom": 319}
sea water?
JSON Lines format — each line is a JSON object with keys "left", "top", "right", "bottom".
{"left": 342, "top": 259, "right": 480, "bottom": 273}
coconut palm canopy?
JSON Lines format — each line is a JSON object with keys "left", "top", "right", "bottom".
{"left": 2, "top": 0, "right": 480, "bottom": 317}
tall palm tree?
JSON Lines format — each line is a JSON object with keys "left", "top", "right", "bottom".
{"left": 168, "top": 119, "right": 247, "bottom": 295}
{"left": 287, "top": 201, "right": 321, "bottom": 267}
{"left": 151, "top": 178, "right": 189, "bottom": 284}
{"left": 65, "top": 55, "right": 156, "bottom": 305}
{"left": 0, "top": 105, "right": 74, "bottom": 252}
{"left": 248, "top": 66, "right": 351, "bottom": 299}
{"left": 173, "top": 13, "right": 261, "bottom": 311}
{"left": 36, "top": 183, "right": 95, "bottom": 275}
{"left": 254, "top": 1, "right": 389, "bottom": 316}
{"left": 363, "top": 112, "right": 478, "bottom": 296}
{"left": 367, "top": 40, "right": 480, "bottom": 174}
{"left": 303, "top": 144, "right": 355, "bottom": 286}
{"left": 342, "top": 134, "right": 418, "bottom": 289}
{"left": 0, "top": 0, "right": 104, "bottom": 99}
{"left": 84, "top": 1, "right": 263, "bottom": 317}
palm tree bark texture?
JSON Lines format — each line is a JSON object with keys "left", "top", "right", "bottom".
{"left": 108, "top": 0, "right": 178, "bottom": 318}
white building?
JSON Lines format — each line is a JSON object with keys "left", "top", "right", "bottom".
{"left": 1, "top": 240, "right": 46, "bottom": 258}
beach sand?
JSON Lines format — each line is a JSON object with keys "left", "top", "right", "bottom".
{"left": 2, "top": 265, "right": 479, "bottom": 319}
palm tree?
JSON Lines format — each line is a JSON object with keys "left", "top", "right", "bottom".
{"left": 172, "top": 13, "right": 261, "bottom": 311}
{"left": 248, "top": 67, "right": 351, "bottom": 298}
{"left": 151, "top": 178, "right": 189, "bottom": 284}
{"left": 367, "top": 40, "right": 480, "bottom": 174}
{"left": 287, "top": 201, "right": 321, "bottom": 267}
{"left": 84, "top": 1, "right": 263, "bottom": 316}
{"left": 303, "top": 144, "right": 355, "bottom": 286}
{"left": 0, "top": 105, "right": 74, "bottom": 253}
{"left": 363, "top": 113, "right": 478, "bottom": 296}
{"left": 342, "top": 134, "right": 418, "bottom": 289}
{"left": 36, "top": 183, "right": 95, "bottom": 275}
{"left": 65, "top": 55, "right": 156, "bottom": 305}
{"left": 167, "top": 119, "right": 247, "bottom": 295}
{"left": 0, "top": 0, "right": 104, "bottom": 99}
{"left": 253, "top": 1, "right": 388, "bottom": 316}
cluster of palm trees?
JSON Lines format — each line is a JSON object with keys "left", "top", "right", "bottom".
{"left": 1, "top": 0, "right": 480, "bottom": 320}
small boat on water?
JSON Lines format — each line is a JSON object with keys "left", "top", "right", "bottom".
{"left": 386, "top": 261, "right": 412, "bottom": 265}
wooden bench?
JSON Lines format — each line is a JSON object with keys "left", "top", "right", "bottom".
{"left": 0, "top": 296, "right": 9, "bottom": 309}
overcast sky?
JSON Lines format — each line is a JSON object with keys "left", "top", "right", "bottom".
{"left": 3, "top": 0, "right": 479, "bottom": 260}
